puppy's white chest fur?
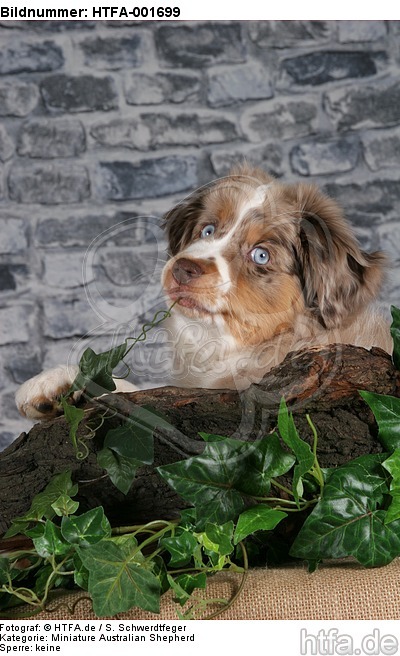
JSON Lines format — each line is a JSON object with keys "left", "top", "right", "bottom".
{"left": 164, "top": 312, "right": 281, "bottom": 390}
{"left": 164, "top": 312, "right": 236, "bottom": 388}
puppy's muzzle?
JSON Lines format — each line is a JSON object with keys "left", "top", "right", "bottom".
{"left": 172, "top": 258, "right": 204, "bottom": 286}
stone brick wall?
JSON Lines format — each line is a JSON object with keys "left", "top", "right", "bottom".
{"left": 0, "top": 20, "right": 399, "bottom": 448}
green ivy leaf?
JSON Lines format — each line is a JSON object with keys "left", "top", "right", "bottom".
{"left": 33, "top": 520, "right": 71, "bottom": 558}
{"left": 71, "top": 343, "right": 127, "bottom": 396}
{"left": 51, "top": 495, "right": 80, "bottom": 517}
{"left": 106, "top": 405, "right": 172, "bottom": 462}
{"left": 382, "top": 449, "right": 400, "bottom": 524}
{"left": 359, "top": 391, "right": 400, "bottom": 451}
{"left": 290, "top": 454, "right": 400, "bottom": 567}
{"left": 178, "top": 509, "right": 197, "bottom": 530}
{"left": 5, "top": 471, "right": 78, "bottom": 538}
{"left": 104, "top": 420, "right": 153, "bottom": 465}
{"left": 25, "top": 524, "right": 45, "bottom": 539}
{"left": 278, "top": 398, "right": 314, "bottom": 504}
{"left": 169, "top": 572, "right": 207, "bottom": 606}
{"left": 151, "top": 556, "right": 170, "bottom": 596}
{"left": 61, "top": 507, "right": 111, "bottom": 547}
{"left": 73, "top": 553, "right": 89, "bottom": 591}
{"left": 33, "top": 564, "right": 54, "bottom": 596}
{"left": 167, "top": 574, "right": 191, "bottom": 606}
{"left": 233, "top": 506, "right": 287, "bottom": 544}
{"left": 198, "top": 433, "right": 227, "bottom": 442}
{"left": 30, "top": 471, "right": 78, "bottom": 519}
{"left": 158, "top": 434, "right": 295, "bottom": 529}
{"left": 97, "top": 447, "right": 139, "bottom": 495}
{"left": 238, "top": 433, "right": 296, "bottom": 498}
{"left": 390, "top": 305, "right": 400, "bottom": 371}
{"left": 108, "top": 535, "right": 148, "bottom": 570}
{"left": 158, "top": 439, "right": 248, "bottom": 528}
{"left": 160, "top": 530, "right": 198, "bottom": 567}
{"left": 176, "top": 572, "right": 207, "bottom": 595}
{"left": 4, "top": 520, "right": 30, "bottom": 540}
{"left": 61, "top": 400, "right": 85, "bottom": 455}
{"left": 204, "top": 521, "right": 234, "bottom": 556}
{"left": 77, "top": 539, "right": 160, "bottom": 616}
{"left": 0, "top": 558, "right": 10, "bottom": 585}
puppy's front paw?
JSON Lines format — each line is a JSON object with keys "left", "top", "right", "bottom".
{"left": 15, "top": 365, "right": 80, "bottom": 419}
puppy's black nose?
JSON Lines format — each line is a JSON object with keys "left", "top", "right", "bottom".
{"left": 172, "top": 258, "right": 203, "bottom": 285}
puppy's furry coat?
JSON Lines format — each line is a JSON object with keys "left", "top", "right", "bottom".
{"left": 161, "top": 164, "right": 391, "bottom": 390}
{"left": 16, "top": 165, "right": 391, "bottom": 418}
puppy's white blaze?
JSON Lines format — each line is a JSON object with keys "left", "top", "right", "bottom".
{"left": 237, "top": 183, "right": 272, "bottom": 223}
{"left": 214, "top": 252, "right": 231, "bottom": 291}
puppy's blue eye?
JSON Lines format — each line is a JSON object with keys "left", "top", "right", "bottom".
{"left": 200, "top": 224, "right": 215, "bottom": 238}
{"left": 250, "top": 247, "right": 270, "bottom": 266}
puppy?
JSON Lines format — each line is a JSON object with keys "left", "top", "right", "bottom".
{"left": 160, "top": 164, "right": 391, "bottom": 390}
{"left": 16, "top": 164, "right": 392, "bottom": 418}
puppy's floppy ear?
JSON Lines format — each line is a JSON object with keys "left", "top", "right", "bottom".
{"left": 292, "top": 184, "right": 386, "bottom": 329}
{"left": 162, "top": 188, "right": 206, "bottom": 256}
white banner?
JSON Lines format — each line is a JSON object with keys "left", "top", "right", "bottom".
{"left": 1, "top": 620, "right": 400, "bottom": 656}
{"left": 0, "top": 0, "right": 398, "bottom": 21}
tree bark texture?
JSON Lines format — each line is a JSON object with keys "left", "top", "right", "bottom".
{"left": 1, "top": 344, "right": 399, "bottom": 537}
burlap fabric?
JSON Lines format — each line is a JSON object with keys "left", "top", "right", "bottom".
{"left": 6, "top": 560, "right": 400, "bottom": 620}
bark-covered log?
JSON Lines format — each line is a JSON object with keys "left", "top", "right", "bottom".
{"left": 0, "top": 344, "right": 398, "bottom": 536}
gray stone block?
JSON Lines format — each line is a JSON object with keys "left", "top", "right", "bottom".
{"left": 207, "top": 63, "right": 273, "bottom": 107}
{"left": 156, "top": 23, "right": 246, "bottom": 67}
{"left": 384, "top": 282, "right": 400, "bottom": 306}
{"left": 0, "top": 265, "right": 16, "bottom": 291}
{"left": 100, "top": 248, "right": 160, "bottom": 286}
{"left": 77, "top": 33, "right": 147, "bottom": 69}
{"left": 0, "top": 39, "right": 63, "bottom": 75}
{"left": 345, "top": 209, "right": 387, "bottom": 231}
{"left": 43, "top": 251, "right": 90, "bottom": 288}
{"left": 43, "top": 338, "right": 88, "bottom": 370}
{"left": 9, "top": 162, "right": 90, "bottom": 204}
{"left": 324, "top": 179, "right": 400, "bottom": 223}
{"left": 124, "top": 72, "right": 201, "bottom": 105}
{"left": 242, "top": 99, "right": 318, "bottom": 141}
{"left": 41, "top": 74, "right": 118, "bottom": 113}
{"left": 324, "top": 81, "right": 400, "bottom": 130}
{"left": 2, "top": 390, "right": 29, "bottom": 421}
{"left": 362, "top": 128, "right": 400, "bottom": 171}
{"left": 0, "top": 124, "right": 14, "bottom": 161}
{"left": 282, "top": 51, "right": 383, "bottom": 87}
{"left": 3, "top": 345, "right": 42, "bottom": 384}
{"left": 290, "top": 137, "right": 360, "bottom": 176}
{"left": 0, "top": 306, "right": 31, "bottom": 345}
{"left": 43, "top": 298, "right": 102, "bottom": 339}
{"left": 140, "top": 111, "right": 238, "bottom": 146}
{"left": 90, "top": 119, "right": 151, "bottom": 150}
{"left": 43, "top": 294, "right": 164, "bottom": 339}
{"left": 338, "top": 21, "right": 387, "bottom": 43}
{"left": 210, "top": 144, "right": 284, "bottom": 178}
{"left": 377, "top": 222, "right": 400, "bottom": 264}
{"left": 0, "top": 264, "right": 29, "bottom": 292}
{"left": 249, "top": 21, "right": 331, "bottom": 48}
{"left": 0, "top": 80, "right": 39, "bottom": 117}
{"left": 0, "top": 218, "right": 28, "bottom": 254}
{"left": 349, "top": 225, "right": 375, "bottom": 252}
{"left": 18, "top": 119, "right": 86, "bottom": 158}
{"left": 98, "top": 156, "right": 198, "bottom": 200}
{"left": 35, "top": 212, "right": 162, "bottom": 248}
